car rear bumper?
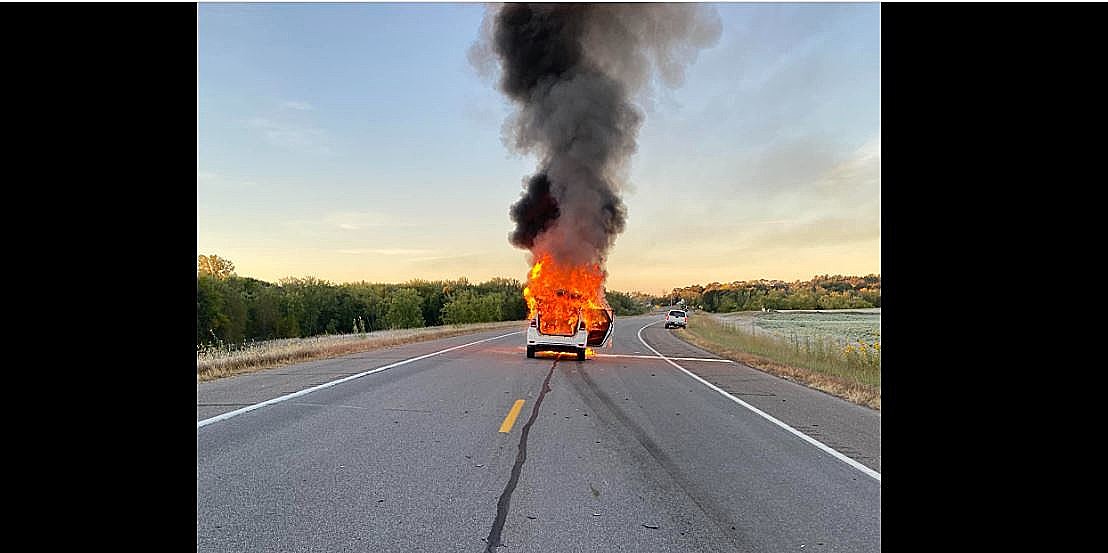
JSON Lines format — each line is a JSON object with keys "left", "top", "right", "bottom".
{"left": 530, "top": 344, "right": 584, "bottom": 354}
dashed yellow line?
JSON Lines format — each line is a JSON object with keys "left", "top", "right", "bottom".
{"left": 498, "top": 399, "right": 526, "bottom": 433}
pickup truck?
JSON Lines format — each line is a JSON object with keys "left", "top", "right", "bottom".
{"left": 526, "top": 307, "right": 614, "bottom": 361}
{"left": 664, "top": 309, "right": 688, "bottom": 329}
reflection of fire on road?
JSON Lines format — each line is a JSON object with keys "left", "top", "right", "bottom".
{"left": 534, "top": 348, "right": 596, "bottom": 360}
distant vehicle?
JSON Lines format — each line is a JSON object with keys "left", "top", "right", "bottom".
{"left": 664, "top": 309, "right": 688, "bottom": 329}
{"left": 526, "top": 306, "right": 614, "bottom": 361}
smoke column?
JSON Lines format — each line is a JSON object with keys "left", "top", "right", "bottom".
{"left": 473, "top": 3, "right": 722, "bottom": 268}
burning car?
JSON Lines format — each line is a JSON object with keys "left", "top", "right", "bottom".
{"left": 526, "top": 295, "right": 614, "bottom": 360}
{"left": 522, "top": 258, "right": 615, "bottom": 361}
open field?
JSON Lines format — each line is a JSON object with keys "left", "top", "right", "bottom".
{"left": 677, "top": 309, "right": 880, "bottom": 410}
{"left": 197, "top": 320, "right": 524, "bottom": 381}
{"left": 715, "top": 308, "right": 880, "bottom": 347}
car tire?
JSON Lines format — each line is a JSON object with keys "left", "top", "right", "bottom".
{"left": 576, "top": 348, "right": 586, "bottom": 361}
{"left": 526, "top": 346, "right": 535, "bottom": 358}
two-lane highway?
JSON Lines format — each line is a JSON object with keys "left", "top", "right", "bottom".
{"left": 197, "top": 314, "right": 880, "bottom": 552}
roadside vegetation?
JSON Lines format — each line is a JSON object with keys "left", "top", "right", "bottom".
{"left": 669, "top": 274, "right": 880, "bottom": 312}
{"left": 196, "top": 254, "right": 657, "bottom": 381}
{"left": 197, "top": 254, "right": 654, "bottom": 349}
{"left": 606, "top": 290, "right": 653, "bottom": 315}
{"left": 198, "top": 320, "right": 524, "bottom": 381}
{"left": 676, "top": 312, "right": 880, "bottom": 410}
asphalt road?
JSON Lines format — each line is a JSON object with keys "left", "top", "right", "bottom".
{"left": 197, "top": 313, "right": 880, "bottom": 552}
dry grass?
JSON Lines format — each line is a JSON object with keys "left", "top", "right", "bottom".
{"left": 677, "top": 316, "right": 880, "bottom": 410}
{"left": 197, "top": 321, "right": 524, "bottom": 382}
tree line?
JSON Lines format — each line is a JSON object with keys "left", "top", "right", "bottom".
{"left": 670, "top": 274, "right": 881, "bottom": 312}
{"left": 197, "top": 255, "right": 651, "bottom": 346}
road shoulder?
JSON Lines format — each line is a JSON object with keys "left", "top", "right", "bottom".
{"left": 638, "top": 322, "right": 881, "bottom": 473}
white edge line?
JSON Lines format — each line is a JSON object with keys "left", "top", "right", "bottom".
{"left": 198, "top": 330, "right": 523, "bottom": 429}
{"left": 636, "top": 320, "right": 881, "bottom": 482}
{"left": 595, "top": 353, "right": 734, "bottom": 363}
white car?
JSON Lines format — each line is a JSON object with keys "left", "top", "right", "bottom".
{"left": 526, "top": 307, "right": 614, "bottom": 361}
{"left": 664, "top": 309, "right": 687, "bottom": 329}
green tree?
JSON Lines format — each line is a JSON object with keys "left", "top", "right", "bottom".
{"left": 606, "top": 290, "right": 647, "bottom": 315}
{"left": 197, "top": 274, "right": 228, "bottom": 344}
{"left": 196, "top": 274, "right": 247, "bottom": 343}
{"left": 244, "top": 278, "right": 280, "bottom": 340}
{"left": 717, "top": 294, "right": 739, "bottom": 313}
{"left": 442, "top": 290, "right": 503, "bottom": 324}
{"left": 478, "top": 293, "right": 505, "bottom": 321}
{"left": 385, "top": 288, "right": 425, "bottom": 329}
{"left": 198, "top": 254, "right": 235, "bottom": 279}
{"left": 221, "top": 277, "right": 248, "bottom": 343}
{"left": 476, "top": 278, "right": 526, "bottom": 320}
{"left": 764, "top": 288, "right": 787, "bottom": 310}
{"left": 277, "top": 279, "right": 305, "bottom": 338}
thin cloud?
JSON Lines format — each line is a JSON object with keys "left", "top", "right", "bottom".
{"left": 409, "top": 252, "right": 482, "bottom": 263}
{"left": 281, "top": 212, "right": 425, "bottom": 235}
{"left": 337, "top": 248, "right": 436, "bottom": 256}
{"left": 324, "top": 211, "right": 422, "bottom": 230}
{"left": 813, "top": 137, "right": 879, "bottom": 198}
{"left": 197, "top": 171, "right": 259, "bottom": 188}
{"left": 753, "top": 136, "right": 837, "bottom": 191}
{"left": 746, "top": 214, "right": 878, "bottom": 251}
{"left": 742, "top": 219, "right": 796, "bottom": 226}
{"left": 247, "top": 117, "right": 333, "bottom": 155}
{"left": 280, "top": 100, "right": 314, "bottom": 111}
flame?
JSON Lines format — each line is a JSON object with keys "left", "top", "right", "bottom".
{"left": 524, "top": 252, "right": 610, "bottom": 335}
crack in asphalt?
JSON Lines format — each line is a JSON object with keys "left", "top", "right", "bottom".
{"left": 482, "top": 359, "right": 558, "bottom": 552}
{"left": 569, "top": 361, "right": 748, "bottom": 550}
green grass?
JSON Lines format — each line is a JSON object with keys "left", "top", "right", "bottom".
{"left": 678, "top": 313, "right": 880, "bottom": 409}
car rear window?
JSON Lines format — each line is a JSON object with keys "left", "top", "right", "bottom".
{"left": 669, "top": 310, "right": 686, "bottom": 317}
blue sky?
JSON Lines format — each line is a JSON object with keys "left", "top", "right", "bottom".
{"left": 198, "top": 2, "right": 880, "bottom": 294}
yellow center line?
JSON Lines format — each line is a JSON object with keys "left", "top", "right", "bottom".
{"left": 498, "top": 399, "right": 526, "bottom": 433}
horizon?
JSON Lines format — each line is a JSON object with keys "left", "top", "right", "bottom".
{"left": 198, "top": 3, "right": 880, "bottom": 294}
{"left": 198, "top": 257, "right": 880, "bottom": 298}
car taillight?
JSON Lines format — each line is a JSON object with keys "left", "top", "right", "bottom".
{"left": 579, "top": 320, "right": 586, "bottom": 330}
{"left": 529, "top": 319, "right": 537, "bottom": 328}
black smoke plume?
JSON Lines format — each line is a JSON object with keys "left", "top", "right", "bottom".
{"left": 508, "top": 173, "right": 560, "bottom": 249}
{"left": 474, "top": 3, "right": 721, "bottom": 267}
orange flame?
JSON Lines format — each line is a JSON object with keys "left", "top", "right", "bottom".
{"left": 524, "top": 252, "right": 610, "bottom": 336}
